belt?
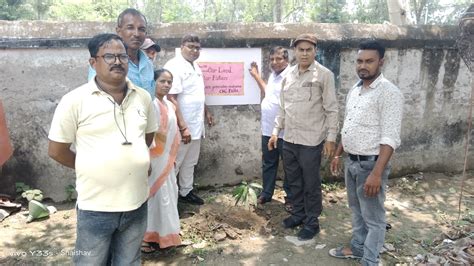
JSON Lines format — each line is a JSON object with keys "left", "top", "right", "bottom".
{"left": 348, "top": 154, "right": 378, "bottom": 161}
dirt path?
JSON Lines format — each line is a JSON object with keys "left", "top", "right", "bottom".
{"left": 0, "top": 172, "right": 472, "bottom": 265}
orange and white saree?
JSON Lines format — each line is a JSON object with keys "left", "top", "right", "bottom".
{"left": 144, "top": 98, "right": 181, "bottom": 248}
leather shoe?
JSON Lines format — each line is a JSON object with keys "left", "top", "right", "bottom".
{"left": 282, "top": 216, "right": 302, "bottom": 229}
{"left": 179, "top": 190, "right": 204, "bottom": 205}
{"left": 297, "top": 226, "right": 320, "bottom": 241}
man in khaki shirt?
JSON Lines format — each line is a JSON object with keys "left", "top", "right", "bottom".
{"left": 269, "top": 33, "right": 338, "bottom": 240}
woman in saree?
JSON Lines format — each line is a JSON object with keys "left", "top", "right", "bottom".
{"left": 142, "top": 69, "right": 182, "bottom": 253}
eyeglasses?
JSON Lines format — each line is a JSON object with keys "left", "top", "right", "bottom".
{"left": 184, "top": 45, "right": 202, "bottom": 51}
{"left": 96, "top": 53, "right": 129, "bottom": 65}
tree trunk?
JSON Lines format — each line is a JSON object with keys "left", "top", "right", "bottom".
{"left": 203, "top": 0, "right": 208, "bottom": 21}
{"left": 231, "top": 0, "right": 237, "bottom": 22}
{"left": 386, "top": 0, "right": 410, "bottom": 25}
{"left": 210, "top": 0, "right": 219, "bottom": 22}
{"left": 157, "top": 0, "right": 162, "bottom": 23}
{"left": 412, "top": 0, "right": 426, "bottom": 24}
{"left": 273, "top": 0, "right": 282, "bottom": 22}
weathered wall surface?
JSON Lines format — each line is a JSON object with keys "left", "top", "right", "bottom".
{"left": 0, "top": 22, "right": 471, "bottom": 201}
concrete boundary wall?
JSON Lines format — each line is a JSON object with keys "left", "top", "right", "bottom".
{"left": 0, "top": 22, "right": 471, "bottom": 201}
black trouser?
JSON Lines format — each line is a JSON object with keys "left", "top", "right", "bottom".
{"left": 282, "top": 140, "right": 323, "bottom": 230}
{"left": 261, "top": 135, "right": 292, "bottom": 200}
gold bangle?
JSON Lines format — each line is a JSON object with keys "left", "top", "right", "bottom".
{"left": 333, "top": 156, "right": 342, "bottom": 159}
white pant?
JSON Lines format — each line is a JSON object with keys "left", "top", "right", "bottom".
{"left": 175, "top": 139, "right": 201, "bottom": 196}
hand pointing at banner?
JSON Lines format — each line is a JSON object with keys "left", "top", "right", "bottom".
{"left": 248, "top": 61, "right": 267, "bottom": 98}
{"left": 249, "top": 62, "right": 259, "bottom": 77}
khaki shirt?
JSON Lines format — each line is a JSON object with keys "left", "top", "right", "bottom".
{"left": 273, "top": 61, "right": 338, "bottom": 146}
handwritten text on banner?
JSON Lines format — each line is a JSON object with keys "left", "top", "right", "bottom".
{"left": 198, "top": 62, "right": 244, "bottom": 96}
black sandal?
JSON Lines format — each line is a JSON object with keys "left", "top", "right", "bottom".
{"left": 141, "top": 242, "right": 157, "bottom": 253}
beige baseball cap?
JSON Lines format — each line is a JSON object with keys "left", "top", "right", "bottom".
{"left": 293, "top": 33, "right": 317, "bottom": 47}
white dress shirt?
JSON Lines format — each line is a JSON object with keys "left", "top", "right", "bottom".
{"left": 261, "top": 66, "right": 289, "bottom": 137}
{"left": 164, "top": 53, "right": 206, "bottom": 140}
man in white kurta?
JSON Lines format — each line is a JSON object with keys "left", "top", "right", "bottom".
{"left": 248, "top": 46, "right": 292, "bottom": 207}
{"left": 164, "top": 34, "right": 213, "bottom": 205}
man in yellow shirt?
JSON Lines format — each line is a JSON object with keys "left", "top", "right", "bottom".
{"left": 48, "top": 33, "right": 157, "bottom": 265}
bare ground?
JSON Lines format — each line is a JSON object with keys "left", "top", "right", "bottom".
{"left": 0, "top": 172, "right": 472, "bottom": 265}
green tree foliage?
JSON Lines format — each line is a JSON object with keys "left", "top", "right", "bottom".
{"left": 352, "top": 0, "right": 389, "bottom": 24}
{"left": 92, "top": 0, "right": 128, "bottom": 21}
{"left": 281, "top": 0, "right": 309, "bottom": 22}
{"left": 0, "top": 0, "right": 35, "bottom": 20}
{"left": 142, "top": 0, "right": 163, "bottom": 24}
{"left": 309, "top": 0, "right": 350, "bottom": 23}
{"left": 48, "top": 0, "right": 128, "bottom": 22}
{"left": 147, "top": 0, "right": 274, "bottom": 23}
{"left": 241, "top": 0, "right": 273, "bottom": 22}
{"left": 1, "top": 0, "right": 471, "bottom": 25}
{"left": 32, "top": 0, "right": 53, "bottom": 20}
{"left": 49, "top": 2, "right": 95, "bottom": 21}
{"left": 161, "top": 0, "right": 193, "bottom": 22}
{"left": 410, "top": 0, "right": 471, "bottom": 25}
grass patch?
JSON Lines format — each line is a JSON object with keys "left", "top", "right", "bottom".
{"left": 322, "top": 181, "right": 343, "bottom": 191}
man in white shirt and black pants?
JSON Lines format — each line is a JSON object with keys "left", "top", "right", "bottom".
{"left": 249, "top": 46, "right": 293, "bottom": 209}
{"left": 329, "top": 40, "right": 403, "bottom": 266}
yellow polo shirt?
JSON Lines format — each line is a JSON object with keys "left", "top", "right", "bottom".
{"left": 49, "top": 78, "right": 158, "bottom": 212}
